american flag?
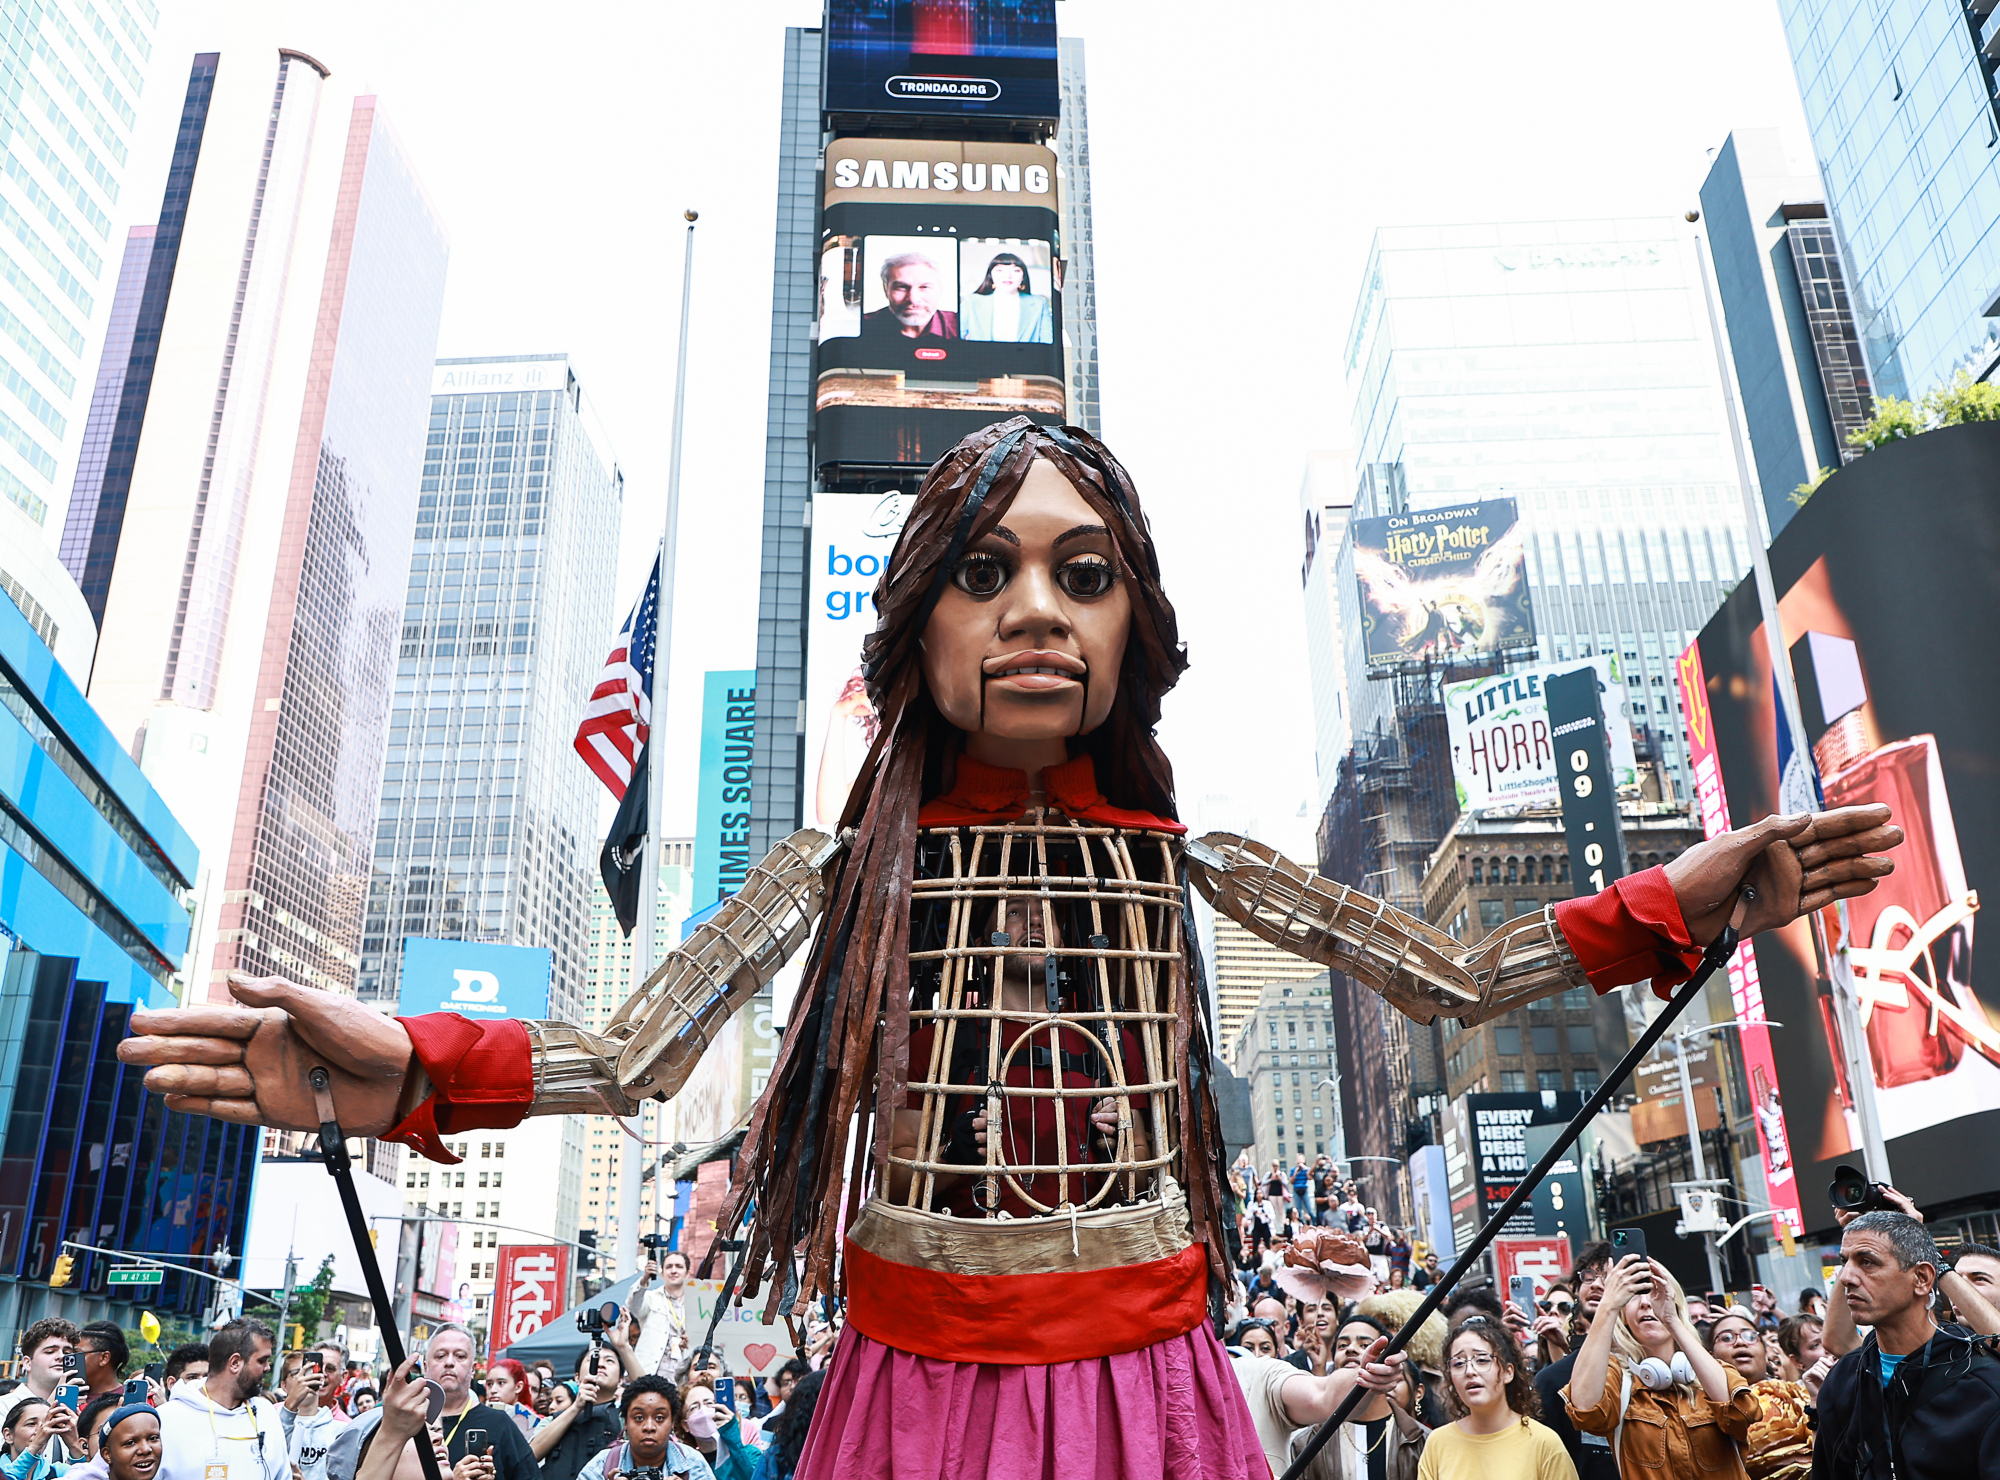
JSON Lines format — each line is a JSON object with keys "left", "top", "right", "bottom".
{"left": 574, "top": 553, "right": 659, "bottom": 798}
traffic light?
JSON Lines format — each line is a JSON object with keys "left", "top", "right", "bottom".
{"left": 578, "top": 1229, "right": 599, "bottom": 1274}
{"left": 49, "top": 1252, "right": 74, "bottom": 1287}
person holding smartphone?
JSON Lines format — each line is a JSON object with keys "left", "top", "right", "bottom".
{"left": 2, "top": 1399, "right": 64, "bottom": 1480}
{"left": 1, "top": 1321, "right": 82, "bottom": 1454}
{"left": 279, "top": 1353, "right": 341, "bottom": 1480}
{"left": 1565, "top": 1255, "right": 1755, "bottom": 1480}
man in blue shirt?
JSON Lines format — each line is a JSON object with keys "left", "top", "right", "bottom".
{"left": 1290, "top": 1158, "right": 1312, "bottom": 1224}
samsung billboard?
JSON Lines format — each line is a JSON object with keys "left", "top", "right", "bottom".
{"left": 399, "top": 937, "right": 552, "bottom": 1020}
{"left": 815, "top": 137, "right": 1064, "bottom": 473}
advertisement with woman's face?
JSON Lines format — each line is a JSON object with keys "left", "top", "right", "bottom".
{"left": 958, "top": 239, "right": 1054, "bottom": 345}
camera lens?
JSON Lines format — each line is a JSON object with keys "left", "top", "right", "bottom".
{"left": 1828, "top": 1163, "right": 1870, "bottom": 1210}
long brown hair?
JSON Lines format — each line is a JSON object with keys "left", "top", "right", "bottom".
{"left": 724, "top": 417, "right": 1212, "bottom": 1317}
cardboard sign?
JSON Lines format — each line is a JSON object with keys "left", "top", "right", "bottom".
{"left": 684, "top": 1278, "right": 793, "bottom": 1376}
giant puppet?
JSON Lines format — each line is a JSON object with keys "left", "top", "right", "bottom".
{"left": 122, "top": 420, "right": 1899, "bottom": 1478}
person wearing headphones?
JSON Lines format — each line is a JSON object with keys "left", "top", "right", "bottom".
{"left": 1564, "top": 1255, "right": 1756, "bottom": 1480}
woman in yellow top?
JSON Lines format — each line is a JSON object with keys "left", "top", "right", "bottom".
{"left": 1564, "top": 1256, "right": 1758, "bottom": 1480}
{"left": 1416, "top": 1317, "right": 1576, "bottom": 1480}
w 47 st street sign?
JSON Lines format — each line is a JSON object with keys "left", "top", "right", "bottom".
{"left": 107, "top": 1267, "right": 163, "bottom": 1286}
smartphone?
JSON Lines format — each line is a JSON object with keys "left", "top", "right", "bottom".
{"left": 123, "top": 1378, "right": 149, "bottom": 1402}
{"left": 62, "top": 1352, "right": 85, "bottom": 1379}
{"left": 1509, "top": 1275, "right": 1538, "bottom": 1319}
{"left": 1610, "top": 1226, "right": 1648, "bottom": 1263}
{"left": 1703, "top": 1290, "right": 1726, "bottom": 1310}
{"left": 55, "top": 1385, "right": 80, "bottom": 1412}
{"left": 464, "top": 1429, "right": 488, "bottom": 1457}
{"left": 302, "top": 1354, "right": 323, "bottom": 1373}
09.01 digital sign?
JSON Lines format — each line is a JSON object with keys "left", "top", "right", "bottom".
{"left": 815, "top": 137, "right": 1065, "bottom": 473}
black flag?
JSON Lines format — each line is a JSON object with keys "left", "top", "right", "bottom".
{"left": 600, "top": 742, "right": 649, "bottom": 936}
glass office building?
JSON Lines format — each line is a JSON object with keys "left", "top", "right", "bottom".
{"left": 1056, "top": 37, "right": 1100, "bottom": 435}
{"left": 0, "top": 0, "right": 159, "bottom": 525}
{"left": 210, "top": 99, "right": 448, "bottom": 1001}
{"left": 1778, "top": 0, "right": 2000, "bottom": 400}
{"left": 1340, "top": 221, "right": 1755, "bottom": 799}
{"left": 0, "top": 589, "right": 242, "bottom": 1334}
{"left": 356, "top": 356, "right": 621, "bottom": 1023}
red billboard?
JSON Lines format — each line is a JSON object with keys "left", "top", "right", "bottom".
{"left": 491, "top": 1244, "right": 571, "bottom": 1354}
{"left": 1675, "top": 641, "right": 1805, "bottom": 1243}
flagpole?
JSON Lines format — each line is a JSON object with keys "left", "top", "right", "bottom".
{"left": 619, "top": 210, "right": 698, "bottom": 1283}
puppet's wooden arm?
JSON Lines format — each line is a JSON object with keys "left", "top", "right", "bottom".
{"left": 1185, "top": 833, "right": 1590, "bottom": 1026}
{"left": 525, "top": 828, "right": 845, "bottom": 1114}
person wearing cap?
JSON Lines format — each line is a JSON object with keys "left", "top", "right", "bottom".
{"left": 156, "top": 1321, "right": 287, "bottom": 1480}
{"left": 94, "top": 1408, "right": 159, "bottom": 1480}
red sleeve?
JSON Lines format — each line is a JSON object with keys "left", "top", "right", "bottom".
{"left": 382, "top": 1014, "right": 535, "bottom": 1163}
{"left": 1552, "top": 866, "right": 1705, "bottom": 999}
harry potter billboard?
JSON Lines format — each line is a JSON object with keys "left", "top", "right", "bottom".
{"left": 1353, "top": 500, "right": 1536, "bottom": 669}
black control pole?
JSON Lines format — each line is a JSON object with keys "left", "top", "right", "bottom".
{"left": 1278, "top": 926, "right": 1739, "bottom": 1480}
{"left": 310, "top": 1067, "right": 446, "bottom": 1480}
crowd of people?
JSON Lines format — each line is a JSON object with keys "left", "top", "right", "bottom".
{"left": 0, "top": 1254, "right": 833, "bottom": 1480}
{"left": 3, "top": 1184, "right": 1995, "bottom": 1480}
{"left": 1222, "top": 1176, "right": 2000, "bottom": 1480}
{"left": 1235, "top": 1154, "right": 1424, "bottom": 1288}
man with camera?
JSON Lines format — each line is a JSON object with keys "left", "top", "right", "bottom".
{"left": 631, "top": 1248, "right": 692, "bottom": 1381}
{"left": 1811, "top": 1198, "right": 2000, "bottom": 1480}
{"left": 1821, "top": 1177, "right": 2000, "bottom": 1360}
{"left": 280, "top": 1350, "right": 343, "bottom": 1480}
{"left": 528, "top": 1335, "right": 625, "bottom": 1480}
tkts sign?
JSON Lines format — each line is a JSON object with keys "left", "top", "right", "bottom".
{"left": 491, "top": 1244, "right": 570, "bottom": 1355}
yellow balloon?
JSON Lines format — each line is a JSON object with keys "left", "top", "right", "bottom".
{"left": 139, "top": 1311, "right": 161, "bottom": 1344}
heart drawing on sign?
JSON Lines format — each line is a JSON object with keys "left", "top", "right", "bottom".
{"left": 742, "top": 1342, "right": 778, "bottom": 1372}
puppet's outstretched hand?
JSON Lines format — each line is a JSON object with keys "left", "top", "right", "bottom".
{"left": 1665, "top": 804, "right": 1900, "bottom": 946}
{"left": 117, "top": 973, "right": 414, "bottom": 1135}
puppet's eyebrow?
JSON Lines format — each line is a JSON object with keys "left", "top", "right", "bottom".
{"left": 1052, "top": 524, "right": 1111, "bottom": 548}
{"left": 973, "top": 525, "right": 1020, "bottom": 547}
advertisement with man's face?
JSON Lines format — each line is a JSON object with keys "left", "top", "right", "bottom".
{"left": 1689, "top": 425, "right": 2000, "bottom": 1227}
{"left": 1353, "top": 501, "right": 1536, "bottom": 668}
{"left": 816, "top": 139, "right": 1064, "bottom": 470}
{"left": 823, "top": 0, "right": 1060, "bottom": 123}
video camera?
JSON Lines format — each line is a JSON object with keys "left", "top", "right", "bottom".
{"left": 636, "top": 1234, "right": 672, "bottom": 1252}
{"left": 576, "top": 1300, "right": 623, "bottom": 1349}
{"left": 1829, "top": 1163, "right": 1895, "bottom": 1216}
{"left": 615, "top": 1470, "right": 664, "bottom": 1480}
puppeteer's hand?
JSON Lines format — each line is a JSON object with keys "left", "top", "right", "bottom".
{"left": 116, "top": 972, "right": 415, "bottom": 1135}
{"left": 1664, "top": 805, "right": 1900, "bottom": 946}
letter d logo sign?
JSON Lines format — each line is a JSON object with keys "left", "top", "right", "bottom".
{"left": 450, "top": 969, "right": 501, "bottom": 1004}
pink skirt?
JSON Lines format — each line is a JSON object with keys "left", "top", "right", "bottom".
{"left": 794, "top": 1321, "right": 1271, "bottom": 1480}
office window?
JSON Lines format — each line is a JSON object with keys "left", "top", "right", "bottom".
{"left": 1479, "top": 899, "right": 1506, "bottom": 931}
{"left": 1493, "top": 1026, "right": 1522, "bottom": 1056}
{"left": 1568, "top": 1026, "right": 1596, "bottom": 1055}
{"left": 1574, "top": 1070, "right": 1601, "bottom": 1096}
{"left": 1499, "top": 1071, "right": 1527, "bottom": 1092}
{"left": 1532, "top": 1026, "right": 1558, "bottom": 1056}
{"left": 1538, "top": 1070, "right": 1563, "bottom": 1091}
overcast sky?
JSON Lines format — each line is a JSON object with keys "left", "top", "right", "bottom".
{"left": 118, "top": 1, "right": 1813, "bottom": 844}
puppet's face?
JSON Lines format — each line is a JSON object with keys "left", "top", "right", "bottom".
{"left": 920, "top": 456, "right": 1130, "bottom": 746}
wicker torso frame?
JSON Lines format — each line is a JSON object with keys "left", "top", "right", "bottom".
{"left": 891, "top": 808, "right": 1189, "bottom": 1221}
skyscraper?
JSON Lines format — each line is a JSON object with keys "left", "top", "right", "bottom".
{"left": 1211, "top": 914, "right": 1330, "bottom": 1068}
{"left": 1055, "top": 37, "right": 1099, "bottom": 435}
{"left": 1339, "top": 221, "right": 1753, "bottom": 800}
{"left": 1777, "top": 0, "right": 2000, "bottom": 401}
{"left": 357, "top": 354, "right": 622, "bottom": 1024}
{"left": 82, "top": 56, "right": 450, "bottom": 1010}
{"left": 1699, "top": 129, "right": 1871, "bottom": 535}
{"left": 746, "top": 25, "right": 820, "bottom": 863}
{"left": 0, "top": 0, "right": 159, "bottom": 529}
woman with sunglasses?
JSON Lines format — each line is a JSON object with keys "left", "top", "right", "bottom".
{"left": 1534, "top": 1283, "right": 1580, "bottom": 1367}
{"left": 1418, "top": 1318, "right": 1576, "bottom": 1480}
{"left": 1703, "top": 1312, "right": 1812, "bottom": 1480}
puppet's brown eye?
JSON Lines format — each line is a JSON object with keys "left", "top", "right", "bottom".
{"left": 951, "top": 555, "right": 1009, "bottom": 597}
{"left": 1057, "top": 559, "right": 1117, "bottom": 599}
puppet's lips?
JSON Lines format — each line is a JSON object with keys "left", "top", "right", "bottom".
{"left": 986, "top": 652, "right": 1086, "bottom": 687}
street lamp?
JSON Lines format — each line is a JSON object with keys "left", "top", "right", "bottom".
{"left": 1672, "top": 1019, "right": 1781, "bottom": 1292}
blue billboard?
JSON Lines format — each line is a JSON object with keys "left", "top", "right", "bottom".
{"left": 693, "top": 671, "right": 756, "bottom": 909}
{"left": 824, "top": 0, "right": 1059, "bottom": 123}
{"left": 399, "top": 937, "right": 552, "bottom": 1020}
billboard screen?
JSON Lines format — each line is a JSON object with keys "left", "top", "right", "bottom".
{"left": 824, "top": 0, "right": 1059, "bottom": 123}
{"left": 398, "top": 938, "right": 552, "bottom": 1020}
{"left": 1685, "top": 426, "right": 2000, "bottom": 1231}
{"left": 1445, "top": 657, "right": 1637, "bottom": 813}
{"left": 1444, "top": 1091, "right": 1584, "bottom": 1253}
{"left": 1352, "top": 500, "right": 1535, "bottom": 668}
{"left": 805, "top": 489, "right": 913, "bottom": 827}
{"left": 693, "top": 671, "right": 756, "bottom": 909}
{"left": 816, "top": 138, "right": 1064, "bottom": 471}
